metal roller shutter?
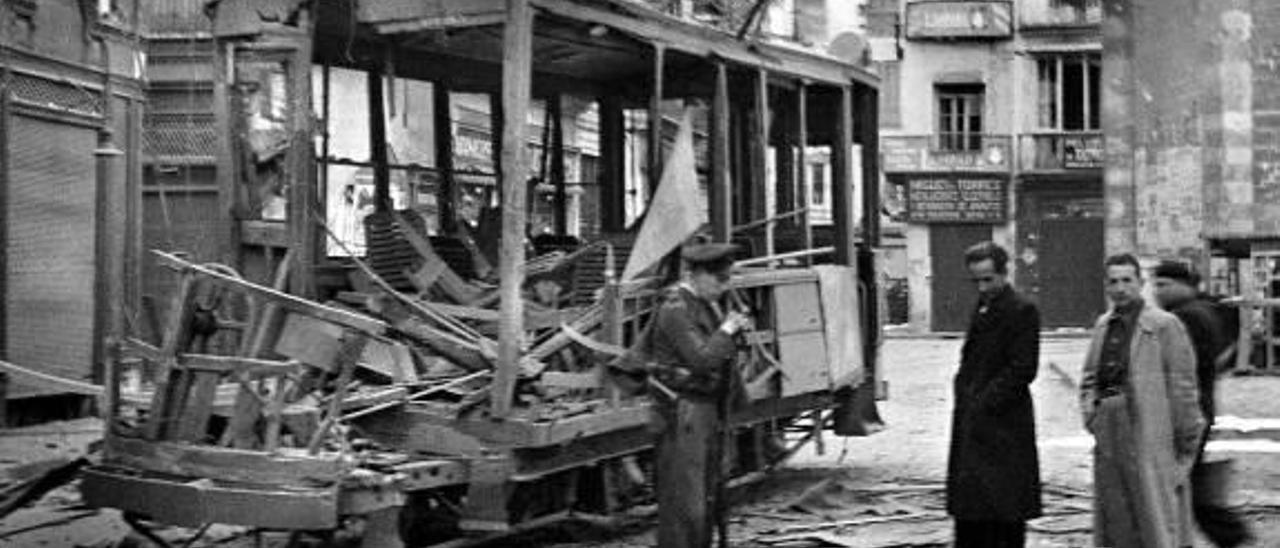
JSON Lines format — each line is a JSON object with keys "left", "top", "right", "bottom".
{"left": 5, "top": 114, "right": 97, "bottom": 396}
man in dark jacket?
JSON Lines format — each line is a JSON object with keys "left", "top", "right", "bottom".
{"left": 1153, "top": 260, "right": 1252, "bottom": 547}
{"left": 947, "top": 242, "right": 1042, "bottom": 548}
{"left": 649, "top": 242, "right": 751, "bottom": 548}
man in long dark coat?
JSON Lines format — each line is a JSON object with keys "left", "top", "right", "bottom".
{"left": 1153, "top": 260, "right": 1253, "bottom": 547}
{"left": 649, "top": 242, "right": 751, "bottom": 548}
{"left": 946, "top": 242, "right": 1042, "bottom": 548}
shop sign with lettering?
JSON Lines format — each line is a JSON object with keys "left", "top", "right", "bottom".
{"left": 881, "top": 136, "right": 1011, "bottom": 173}
{"left": 905, "top": 1, "right": 1013, "bottom": 40}
{"left": 905, "top": 176, "right": 1008, "bottom": 223}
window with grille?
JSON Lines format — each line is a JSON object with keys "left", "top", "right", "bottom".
{"left": 1037, "top": 54, "right": 1101, "bottom": 130}
{"left": 936, "top": 84, "right": 984, "bottom": 151}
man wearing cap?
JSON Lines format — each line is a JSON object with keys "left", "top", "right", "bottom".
{"left": 1153, "top": 261, "right": 1253, "bottom": 547}
{"left": 649, "top": 241, "right": 751, "bottom": 548}
{"left": 1080, "top": 253, "right": 1203, "bottom": 548}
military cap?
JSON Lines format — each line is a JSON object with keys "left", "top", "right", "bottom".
{"left": 1152, "top": 260, "right": 1199, "bottom": 286}
{"left": 681, "top": 242, "right": 741, "bottom": 267}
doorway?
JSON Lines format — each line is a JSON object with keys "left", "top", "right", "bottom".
{"left": 1038, "top": 218, "right": 1105, "bottom": 327}
{"left": 929, "top": 224, "right": 993, "bottom": 332}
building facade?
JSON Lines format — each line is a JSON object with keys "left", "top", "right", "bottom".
{"left": 869, "top": 0, "right": 1104, "bottom": 331}
{"left": 1, "top": 0, "right": 145, "bottom": 403}
{"left": 1104, "top": 0, "right": 1280, "bottom": 294}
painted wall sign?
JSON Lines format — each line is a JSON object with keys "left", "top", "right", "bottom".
{"left": 881, "top": 136, "right": 1011, "bottom": 173}
{"left": 1061, "top": 134, "right": 1104, "bottom": 168}
{"left": 905, "top": 1, "right": 1013, "bottom": 40}
{"left": 905, "top": 176, "right": 1008, "bottom": 223}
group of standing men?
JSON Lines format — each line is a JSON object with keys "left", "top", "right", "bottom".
{"left": 947, "top": 242, "right": 1252, "bottom": 547}
{"left": 643, "top": 238, "right": 1255, "bottom": 548}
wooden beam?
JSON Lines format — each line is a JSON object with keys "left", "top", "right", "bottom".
{"left": 797, "top": 80, "right": 812, "bottom": 263}
{"left": 213, "top": 42, "right": 240, "bottom": 270}
{"left": 80, "top": 466, "right": 339, "bottom": 531}
{"left": 489, "top": 92, "right": 504, "bottom": 203}
{"left": 0, "top": 90, "right": 8, "bottom": 355}
{"left": 648, "top": 43, "right": 665, "bottom": 194}
{"left": 857, "top": 83, "right": 882, "bottom": 247}
{"left": 152, "top": 251, "right": 387, "bottom": 335}
{"left": 831, "top": 85, "right": 855, "bottom": 266}
{"left": 144, "top": 271, "right": 199, "bottom": 440}
{"left": 435, "top": 82, "right": 458, "bottom": 234}
{"left": 104, "top": 435, "right": 348, "bottom": 486}
{"left": 289, "top": 16, "right": 318, "bottom": 299}
{"left": 599, "top": 94, "right": 626, "bottom": 233}
{"left": 550, "top": 94, "right": 568, "bottom": 235}
{"left": 492, "top": 0, "right": 535, "bottom": 419}
{"left": 368, "top": 66, "right": 392, "bottom": 213}
{"left": 753, "top": 68, "right": 772, "bottom": 257}
{"left": 529, "top": 0, "right": 877, "bottom": 87}
{"left": 710, "top": 61, "right": 731, "bottom": 242}
{"left": 775, "top": 89, "right": 796, "bottom": 232}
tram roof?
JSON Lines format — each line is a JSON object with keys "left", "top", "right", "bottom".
{"left": 327, "top": 0, "right": 878, "bottom": 93}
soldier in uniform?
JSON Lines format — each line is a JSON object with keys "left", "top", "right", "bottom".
{"left": 649, "top": 242, "right": 751, "bottom": 548}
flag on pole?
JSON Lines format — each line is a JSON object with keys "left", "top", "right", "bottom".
{"left": 621, "top": 110, "right": 707, "bottom": 281}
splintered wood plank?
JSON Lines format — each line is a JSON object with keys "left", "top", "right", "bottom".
{"left": 274, "top": 312, "right": 348, "bottom": 372}
{"left": 492, "top": 0, "right": 535, "bottom": 419}
{"left": 145, "top": 270, "right": 199, "bottom": 440}
{"left": 152, "top": 251, "right": 386, "bottom": 336}
{"left": 103, "top": 436, "right": 347, "bottom": 486}
{"left": 80, "top": 466, "right": 339, "bottom": 530}
{"left": 262, "top": 375, "right": 290, "bottom": 452}
{"left": 172, "top": 370, "right": 222, "bottom": 442}
{"left": 182, "top": 355, "right": 302, "bottom": 376}
{"left": 221, "top": 381, "right": 265, "bottom": 449}
{"left": 359, "top": 338, "right": 418, "bottom": 382}
{"left": 308, "top": 334, "right": 369, "bottom": 453}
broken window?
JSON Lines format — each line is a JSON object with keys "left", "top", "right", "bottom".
{"left": 1037, "top": 53, "right": 1101, "bottom": 131}
{"left": 235, "top": 58, "right": 292, "bottom": 222}
{"left": 313, "top": 66, "right": 430, "bottom": 257}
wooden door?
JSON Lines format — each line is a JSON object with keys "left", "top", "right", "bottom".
{"left": 1038, "top": 218, "right": 1105, "bottom": 327}
{"left": 929, "top": 224, "right": 992, "bottom": 332}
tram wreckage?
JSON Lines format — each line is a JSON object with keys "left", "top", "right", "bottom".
{"left": 81, "top": 1, "right": 886, "bottom": 546}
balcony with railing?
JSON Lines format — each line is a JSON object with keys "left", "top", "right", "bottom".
{"left": 880, "top": 135, "right": 1013, "bottom": 173}
{"left": 1019, "top": 131, "right": 1103, "bottom": 172}
{"left": 1019, "top": 0, "right": 1102, "bottom": 28}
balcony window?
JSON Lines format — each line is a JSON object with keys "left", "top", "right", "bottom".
{"left": 936, "top": 84, "right": 984, "bottom": 151}
{"left": 1037, "top": 54, "right": 1101, "bottom": 130}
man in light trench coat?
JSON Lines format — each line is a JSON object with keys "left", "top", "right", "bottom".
{"left": 1080, "top": 253, "right": 1204, "bottom": 548}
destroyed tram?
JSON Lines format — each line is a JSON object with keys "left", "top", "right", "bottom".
{"left": 81, "top": 1, "right": 886, "bottom": 546}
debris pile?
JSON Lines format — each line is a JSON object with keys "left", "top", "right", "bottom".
{"left": 108, "top": 210, "right": 657, "bottom": 460}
